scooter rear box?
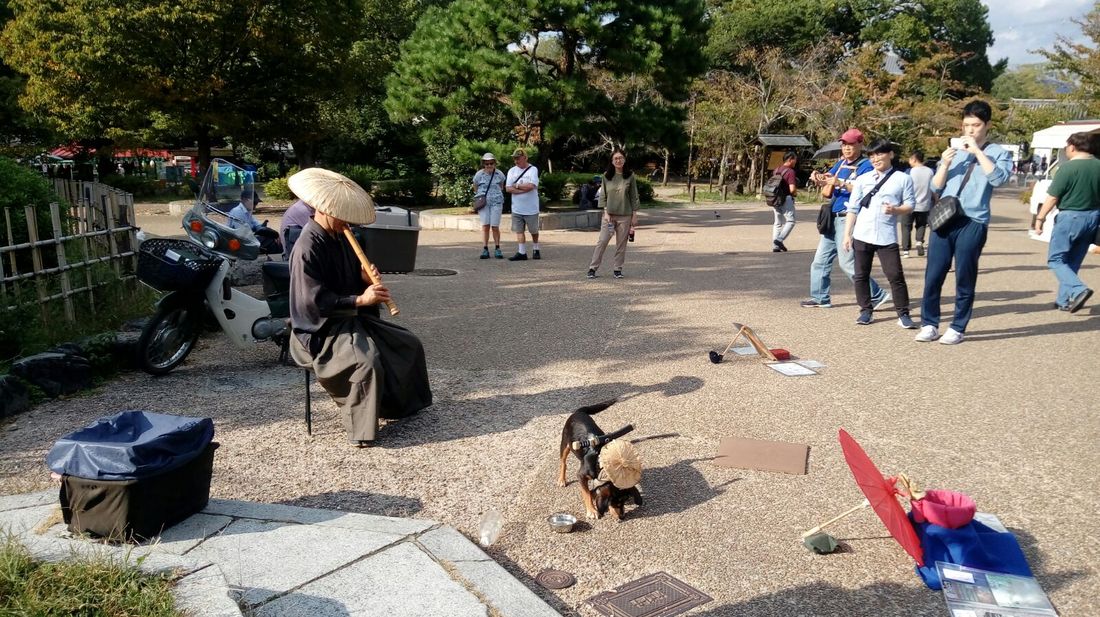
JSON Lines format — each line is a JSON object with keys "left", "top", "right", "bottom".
{"left": 59, "top": 442, "right": 218, "bottom": 541}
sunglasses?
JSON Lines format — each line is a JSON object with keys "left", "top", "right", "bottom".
{"left": 483, "top": 162, "right": 496, "bottom": 165}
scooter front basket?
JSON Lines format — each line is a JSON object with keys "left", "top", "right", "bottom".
{"left": 137, "top": 239, "right": 222, "bottom": 291}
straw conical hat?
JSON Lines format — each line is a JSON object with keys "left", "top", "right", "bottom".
{"left": 287, "top": 168, "right": 375, "bottom": 225}
{"left": 598, "top": 440, "right": 642, "bottom": 489}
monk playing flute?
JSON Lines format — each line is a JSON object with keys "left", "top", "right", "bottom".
{"left": 287, "top": 168, "right": 432, "bottom": 447}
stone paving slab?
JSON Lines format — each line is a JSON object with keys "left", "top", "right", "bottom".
{"left": 186, "top": 517, "right": 407, "bottom": 606}
{"left": 255, "top": 542, "right": 489, "bottom": 617}
{"left": 0, "top": 488, "right": 54, "bottom": 512}
{"left": 204, "top": 498, "right": 434, "bottom": 536}
{"left": 0, "top": 492, "right": 558, "bottom": 616}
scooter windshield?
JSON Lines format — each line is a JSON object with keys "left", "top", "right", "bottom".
{"left": 183, "top": 158, "right": 261, "bottom": 260}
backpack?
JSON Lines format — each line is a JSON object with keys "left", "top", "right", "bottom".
{"left": 763, "top": 169, "right": 789, "bottom": 207}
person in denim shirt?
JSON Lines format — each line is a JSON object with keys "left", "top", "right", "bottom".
{"left": 916, "top": 100, "right": 1013, "bottom": 345}
{"left": 801, "top": 128, "right": 887, "bottom": 309}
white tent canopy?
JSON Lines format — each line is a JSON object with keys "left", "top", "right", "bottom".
{"left": 1031, "top": 122, "right": 1100, "bottom": 150}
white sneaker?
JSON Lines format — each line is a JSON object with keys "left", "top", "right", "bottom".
{"left": 901, "top": 251, "right": 910, "bottom": 258}
{"left": 940, "top": 329, "right": 965, "bottom": 345}
{"left": 914, "top": 325, "right": 939, "bottom": 342}
{"left": 873, "top": 292, "right": 892, "bottom": 311}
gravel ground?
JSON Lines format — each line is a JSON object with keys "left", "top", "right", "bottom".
{"left": 3, "top": 190, "right": 1098, "bottom": 616}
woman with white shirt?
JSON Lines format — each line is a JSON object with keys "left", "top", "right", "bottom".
{"left": 842, "top": 139, "right": 918, "bottom": 328}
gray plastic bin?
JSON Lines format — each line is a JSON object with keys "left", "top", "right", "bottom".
{"left": 353, "top": 207, "right": 420, "bottom": 274}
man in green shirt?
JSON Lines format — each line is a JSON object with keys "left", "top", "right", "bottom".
{"left": 1034, "top": 132, "right": 1100, "bottom": 313}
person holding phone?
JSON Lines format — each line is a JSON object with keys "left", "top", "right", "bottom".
{"left": 916, "top": 100, "right": 1013, "bottom": 345}
{"left": 843, "top": 140, "right": 917, "bottom": 327}
{"left": 801, "top": 129, "right": 889, "bottom": 309}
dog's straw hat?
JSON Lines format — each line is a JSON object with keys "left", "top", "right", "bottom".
{"left": 598, "top": 440, "right": 642, "bottom": 489}
{"left": 287, "top": 167, "right": 375, "bottom": 226}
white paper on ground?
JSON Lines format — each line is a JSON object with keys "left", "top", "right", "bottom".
{"left": 767, "top": 362, "right": 817, "bottom": 377}
{"left": 731, "top": 346, "right": 757, "bottom": 356}
{"left": 795, "top": 359, "right": 826, "bottom": 369}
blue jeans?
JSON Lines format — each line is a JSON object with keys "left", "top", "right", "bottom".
{"left": 1048, "top": 209, "right": 1100, "bottom": 305}
{"left": 810, "top": 213, "right": 884, "bottom": 304}
{"left": 921, "top": 217, "right": 988, "bottom": 332}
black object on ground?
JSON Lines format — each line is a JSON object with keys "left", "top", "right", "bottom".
{"left": 535, "top": 569, "right": 576, "bottom": 590}
{"left": 707, "top": 350, "right": 722, "bottom": 364}
{"left": 587, "top": 571, "right": 712, "bottom": 617}
{"left": 408, "top": 269, "right": 458, "bottom": 276}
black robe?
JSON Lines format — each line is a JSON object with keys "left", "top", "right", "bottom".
{"left": 289, "top": 221, "right": 431, "bottom": 432}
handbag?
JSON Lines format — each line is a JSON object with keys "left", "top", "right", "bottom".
{"left": 816, "top": 200, "right": 836, "bottom": 235}
{"left": 472, "top": 170, "right": 495, "bottom": 212}
{"left": 930, "top": 145, "right": 985, "bottom": 232}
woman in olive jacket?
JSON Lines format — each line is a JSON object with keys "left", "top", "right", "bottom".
{"left": 587, "top": 149, "right": 640, "bottom": 279}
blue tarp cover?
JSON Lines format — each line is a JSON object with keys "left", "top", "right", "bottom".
{"left": 46, "top": 411, "right": 214, "bottom": 481}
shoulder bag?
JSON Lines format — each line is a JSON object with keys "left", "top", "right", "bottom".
{"left": 857, "top": 169, "right": 896, "bottom": 210}
{"left": 472, "top": 170, "right": 497, "bottom": 212}
{"left": 929, "top": 145, "right": 986, "bottom": 232}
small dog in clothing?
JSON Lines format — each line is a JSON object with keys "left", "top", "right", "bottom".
{"left": 557, "top": 399, "right": 643, "bottom": 520}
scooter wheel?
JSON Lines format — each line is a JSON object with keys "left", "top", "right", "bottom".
{"left": 137, "top": 303, "right": 201, "bottom": 375}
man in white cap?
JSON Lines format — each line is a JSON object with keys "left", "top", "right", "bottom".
{"left": 505, "top": 148, "right": 541, "bottom": 260}
{"left": 287, "top": 168, "right": 432, "bottom": 446}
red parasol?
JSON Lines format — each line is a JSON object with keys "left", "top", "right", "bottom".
{"left": 838, "top": 429, "right": 924, "bottom": 566}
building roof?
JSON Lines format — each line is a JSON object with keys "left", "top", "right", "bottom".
{"left": 1031, "top": 121, "right": 1100, "bottom": 150}
{"left": 757, "top": 134, "right": 813, "bottom": 147}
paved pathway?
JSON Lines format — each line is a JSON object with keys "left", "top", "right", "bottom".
{"left": 0, "top": 490, "right": 557, "bottom": 617}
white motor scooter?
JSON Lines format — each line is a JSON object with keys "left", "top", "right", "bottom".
{"left": 135, "top": 160, "right": 291, "bottom": 375}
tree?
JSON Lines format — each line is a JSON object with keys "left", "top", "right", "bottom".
{"left": 691, "top": 41, "right": 849, "bottom": 192}
{"left": 1, "top": 0, "right": 364, "bottom": 171}
{"left": 991, "top": 64, "right": 1061, "bottom": 101}
{"left": 385, "top": 0, "right": 708, "bottom": 168}
{"left": 843, "top": 42, "right": 972, "bottom": 154}
{"left": 1039, "top": 1, "right": 1100, "bottom": 115}
{"left": 856, "top": 0, "right": 1000, "bottom": 91}
{"left": 706, "top": 0, "right": 1000, "bottom": 91}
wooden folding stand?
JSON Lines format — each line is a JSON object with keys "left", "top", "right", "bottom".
{"left": 726, "top": 323, "right": 778, "bottom": 361}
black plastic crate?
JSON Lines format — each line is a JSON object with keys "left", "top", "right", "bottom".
{"left": 137, "top": 239, "right": 222, "bottom": 291}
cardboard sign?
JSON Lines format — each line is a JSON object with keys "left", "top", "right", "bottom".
{"left": 714, "top": 437, "right": 810, "bottom": 475}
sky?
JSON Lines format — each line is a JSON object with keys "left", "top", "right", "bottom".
{"left": 983, "top": 0, "right": 1093, "bottom": 67}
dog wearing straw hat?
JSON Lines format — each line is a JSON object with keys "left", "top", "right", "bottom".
{"left": 557, "top": 400, "right": 643, "bottom": 520}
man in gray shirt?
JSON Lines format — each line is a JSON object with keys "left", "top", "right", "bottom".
{"left": 900, "top": 151, "right": 935, "bottom": 257}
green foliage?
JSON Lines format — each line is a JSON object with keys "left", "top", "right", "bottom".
{"left": 79, "top": 332, "right": 118, "bottom": 380}
{"left": 333, "top": 165, "right": 381, "bottom": 192}
{"left": 0, "top": 536, "right": 181, "bottom": 616}
{"left": 708, "top": 0, "right": 998, "bottom": 90}
{"left": 370, "top": 176, "right": 434, "bottom": 206}
{"left": 262, "top": 177, "right": 293, "bottom": 200}
{"left": 386, "top": 0, "right": 708, "bottom": 157}
{"left": 1039, "top": 3, "right": 1100, "bottom": 116}
{"left": 636, "top": 178, "right": 655, "bottom": 203}
{"left": 98, "top": 174, "right": 160, "bottom": 198}
{"left": 991, "top": 64, "right": 1061, "bottom": 100}
{"left": 539, "top": 173, "right": 568, "bottom": 202}
{"left": 425, "top": 136, "right": 537, "bottom": 206}
{"left": 0, "top": 155, "right": 57, "bottom": 244}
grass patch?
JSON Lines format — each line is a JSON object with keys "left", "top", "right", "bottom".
{"left": 0, "top": 536, "right": 182, "bottom": 616}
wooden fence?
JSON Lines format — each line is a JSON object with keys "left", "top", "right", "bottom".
{"left": 0, "top": 180, "right": 138, "bottom": 322}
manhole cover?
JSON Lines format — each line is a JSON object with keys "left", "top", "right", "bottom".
{"left": 587, "top": 572, "right": 712, "bottom": 617}
{"left": 535, "top": 569, "right": 576, "bottom": 590}
{"left": 408, "top": 268, "right": 458, "bottom": 276}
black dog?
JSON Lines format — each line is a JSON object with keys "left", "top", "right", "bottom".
{"left": 557, "top": 399, "right": 643, "bottom": 520}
